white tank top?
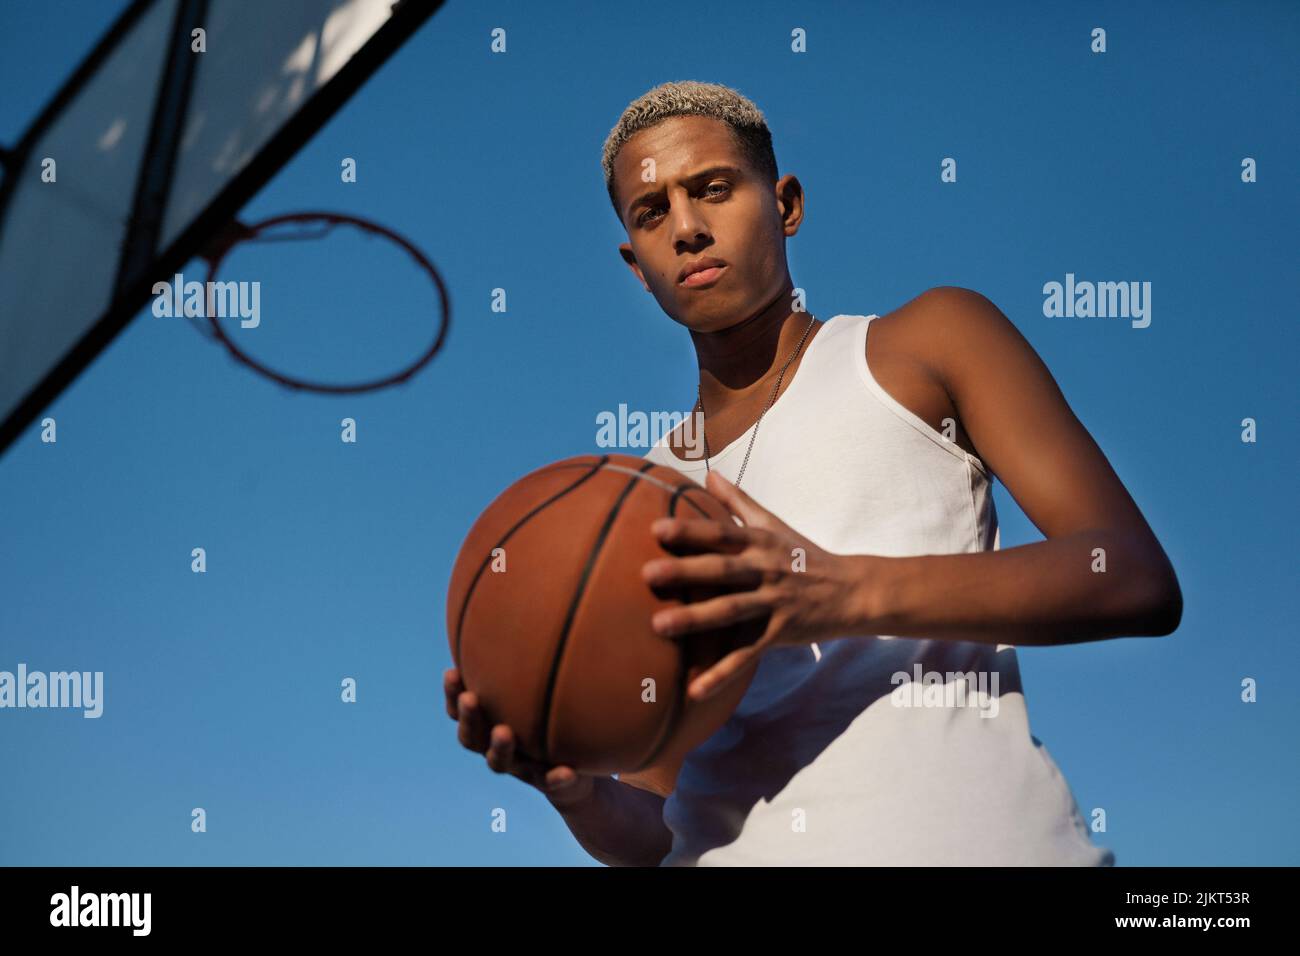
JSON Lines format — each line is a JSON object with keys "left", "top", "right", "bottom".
{"left": 642, "top": 313, "right": 1115, "bottom": 866}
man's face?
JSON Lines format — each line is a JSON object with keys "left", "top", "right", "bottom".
{"left": 615, "top": 116, "right": 798, "bottom": 332}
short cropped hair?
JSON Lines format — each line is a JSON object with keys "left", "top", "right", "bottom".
{"left": 601, "top": 80, "right": 779, "bottom": 220}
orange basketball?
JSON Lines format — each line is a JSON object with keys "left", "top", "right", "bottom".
{"left": 446, "top": 453, "right": 764, "bottom": 775}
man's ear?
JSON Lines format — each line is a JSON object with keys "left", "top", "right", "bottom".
{"left": 619, "top": 242, "right": 650, "bottom": 292}
{"left": 774, "top": 173, "right": 806, "bottom": 237}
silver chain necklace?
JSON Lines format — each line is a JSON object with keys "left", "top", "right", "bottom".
{"left": 694, "top": 312, "right": 817, "bottom": 489}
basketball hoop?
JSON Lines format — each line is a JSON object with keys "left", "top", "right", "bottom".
{"left": 198, "top": 211, "right": 450, "bottom": 394}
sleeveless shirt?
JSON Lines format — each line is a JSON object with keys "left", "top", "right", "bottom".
{"left": 641, "top": 313, "right": 1115, "bottom": 866}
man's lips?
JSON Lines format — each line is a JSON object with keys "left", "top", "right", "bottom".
{"left": 678, "top": 257, "right": 726, "bottom": 282}
{"left": 676, "top": 265, "right": 728, "bottom": 287}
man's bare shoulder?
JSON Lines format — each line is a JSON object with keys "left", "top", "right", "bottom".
{"left": 877, "top": 285, "right": 1007, "bottom": 344}
{"left": 872, "top": 286, "right": 1020, "bottom": 379}
{"left": 860, "top": 287, "right": 1029, "bottom": 461}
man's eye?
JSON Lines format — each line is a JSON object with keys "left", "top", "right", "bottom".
{"left": 638, "top": 183, "right": 729, "bottom": 225}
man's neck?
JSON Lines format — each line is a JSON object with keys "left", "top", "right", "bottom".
{"left": 690, "top": 294, "right": 819, "bottom": 415}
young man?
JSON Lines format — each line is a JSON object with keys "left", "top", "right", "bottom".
{"left": 445, "top": 81, "right": 1181, "bottom": 866}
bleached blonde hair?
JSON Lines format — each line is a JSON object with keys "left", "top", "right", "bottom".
{"left": 601, "top": 80, "right": 779, "bottom": 219}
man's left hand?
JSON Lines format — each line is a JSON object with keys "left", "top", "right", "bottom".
{"left": 641, "top": 470, "right": 875, "bottom": 701}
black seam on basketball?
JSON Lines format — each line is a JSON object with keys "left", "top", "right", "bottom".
{"left": 529, "top": 456, "right": 606, "bottom": 477}
{"left": 538, "top": 459, "right": 658, "bottom": 766}
{"left": 624, "top": 484, "right": 699, "bottom": 773}
{"left": 452, "top": 455, "right": 609, "bottom": 668}
{"left": 676, "top": 486, "right": 713, "bottom": 519}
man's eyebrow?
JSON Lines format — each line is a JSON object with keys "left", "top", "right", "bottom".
{"left": 624, "top": 164, "right": 747, "bottom": 219}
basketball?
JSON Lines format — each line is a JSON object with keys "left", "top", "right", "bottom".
{"left": 446, "top": 453, "right": 765, "bottom": 775}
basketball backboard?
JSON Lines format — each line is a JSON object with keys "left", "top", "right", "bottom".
{"left": 0, "top": 0, "right": 444, "bottom": 455}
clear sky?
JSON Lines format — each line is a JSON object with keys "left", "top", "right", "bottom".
{"left": 1, "top": 0, "right": 1296, "bottom": 866}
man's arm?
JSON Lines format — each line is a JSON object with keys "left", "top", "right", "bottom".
{"left": 549, "top": 775, "right": 673, "bottom": 867}
{"left": 853, "top": 286, "right": 1183, "bottom": 646}
{"left": 551, "top": 748, "right": 684, "bottom": 867}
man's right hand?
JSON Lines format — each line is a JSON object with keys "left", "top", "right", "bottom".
{"left": 443, "top": 666, "right": 596, "bottom": 810}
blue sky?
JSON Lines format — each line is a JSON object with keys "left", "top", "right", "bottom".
{"left": 1, "top": 0, "right": 1296, "bottom": 866}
